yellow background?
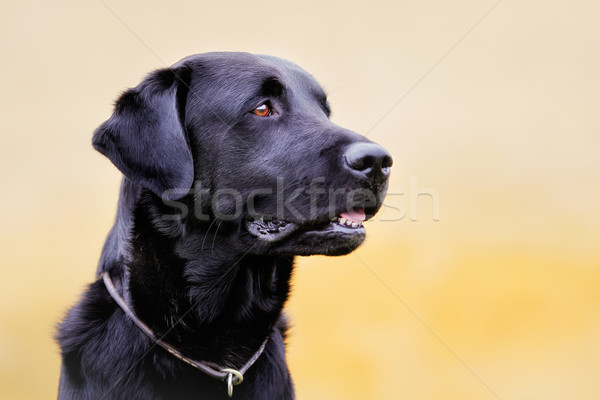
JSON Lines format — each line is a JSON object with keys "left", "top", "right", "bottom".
{"left": 1, "top": 1, "right": 599, "bottom": 398}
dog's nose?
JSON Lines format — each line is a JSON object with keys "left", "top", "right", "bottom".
{"left": 344, "top": 142, "right": 393, "bottom": 181}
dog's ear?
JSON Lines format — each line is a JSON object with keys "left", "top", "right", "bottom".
{"left": 92, "top": 67, "right": 193, "bottom": 199}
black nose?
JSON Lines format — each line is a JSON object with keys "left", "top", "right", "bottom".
{"left": 344, "top": 142, "right": 393, "bottom": 181}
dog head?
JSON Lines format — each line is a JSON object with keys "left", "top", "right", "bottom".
{"left": 93, "top": 52, "right": 392, "bottom": 256}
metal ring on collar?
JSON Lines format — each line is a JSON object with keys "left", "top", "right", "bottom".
{"left": 221, "top": 368, "right": 244, "bottom": 397}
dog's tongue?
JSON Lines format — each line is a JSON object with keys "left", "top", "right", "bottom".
{"left": 340, "top": 208, "right": 366, "bottom": 223}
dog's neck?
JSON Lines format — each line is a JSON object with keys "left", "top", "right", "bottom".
{"left": 99, "top": 178, "right": 293, "bottom": 366}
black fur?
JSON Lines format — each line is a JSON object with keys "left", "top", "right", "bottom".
{"left": 57, "top": 52, "right": 392, "bottom": 399}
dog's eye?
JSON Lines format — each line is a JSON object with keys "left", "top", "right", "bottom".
{"left": 252, "top": 103, "right": 271, "bottom": 117}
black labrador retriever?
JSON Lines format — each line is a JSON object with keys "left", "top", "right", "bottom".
{"left": 57, "top": 52, "right": 392, "bottom": 399}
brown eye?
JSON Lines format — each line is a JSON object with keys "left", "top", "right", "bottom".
{"left": 252, "top": 103, "right": 271, "bottom": 117}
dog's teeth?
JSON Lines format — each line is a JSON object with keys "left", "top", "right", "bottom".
{"left": 339, "top": 217, "right": 346, "bottom": 225}
{"left": 351, "top": 222, "right": 359, "bottom": 228}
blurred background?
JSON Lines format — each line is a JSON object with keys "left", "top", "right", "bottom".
{"left": 1, "top": 0, "right": 599, "bottom": 398}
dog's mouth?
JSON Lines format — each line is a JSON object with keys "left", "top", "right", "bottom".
{"left": 247, "top": 208, "right": 366, "bottom": 240}
{"left": 246, "top": 208, "right": 369, "bottom": 255}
